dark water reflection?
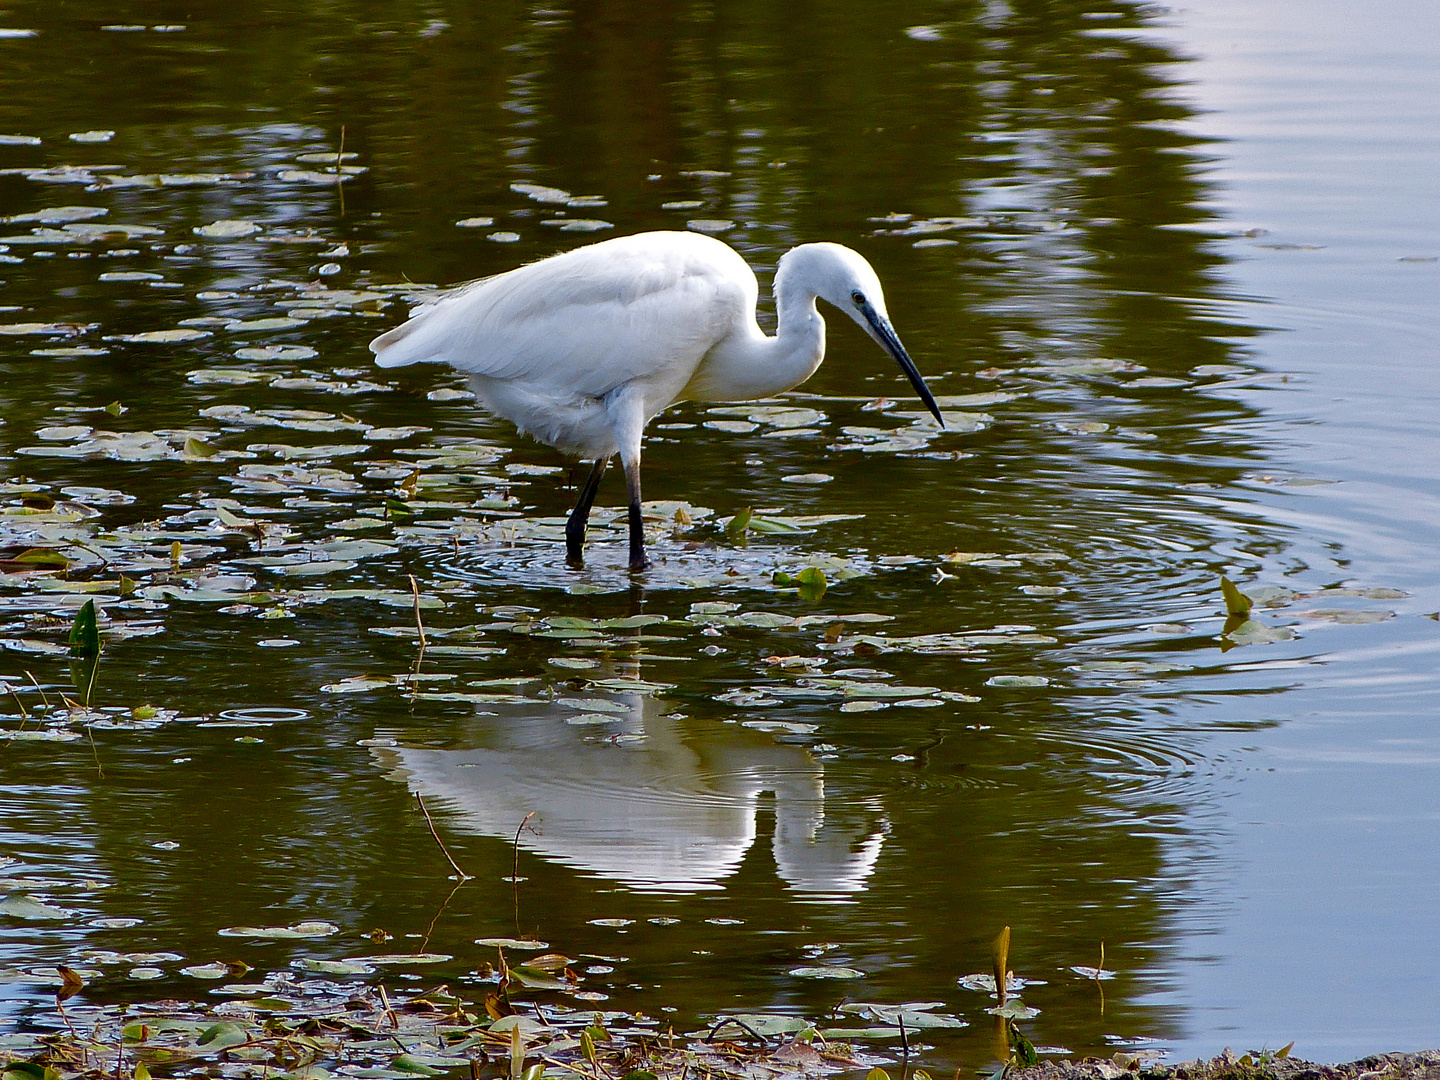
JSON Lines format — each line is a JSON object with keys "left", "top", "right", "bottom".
{"left": 2, "top": 0, "right": 1432, "bottom": 1069}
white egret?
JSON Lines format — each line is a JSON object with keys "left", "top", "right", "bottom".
{"left": 370, "top": 230, "right": 942, "bottom": 571}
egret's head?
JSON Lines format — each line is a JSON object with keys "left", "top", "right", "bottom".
{"left": 781, "top": 242, "right": 944, "bottom": 426}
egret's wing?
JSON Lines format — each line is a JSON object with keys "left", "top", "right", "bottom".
{"left": 370, "top": 234, "right": 746, "bottom": 397}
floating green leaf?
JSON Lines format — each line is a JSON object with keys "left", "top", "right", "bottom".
{"left": 195, "top": 1023, "right": 250, "bottom": 1050}
{"left": 475, "top": 937, "right": 549, "bottom": 950}
{"left": 291, "top": 958, "right": 375, "bottom": 975}
{"left": 795, "top": 567, "right": 827, "bottom": 602}
{"left": 984, "top": 674, "right": 1048, "bottom": 688}
{"left": 3, "top": 1063, "right": 61, "bottom": 1080}
{"left": 1222, "top": 619, "right": 1296, "bottom": 646}
{"left": 218, "top": 921, "right": 340, "bottom": 939}
{"left": 389, "top": 1057, "right": 442, "bottom": 1077}
{"left": 986, "top": 1001, "right": 1039, "bottom": 1020}
{"left": 10, "top": 548, "right": 70, "bottom": 569}
{"left": 0, "top": 896, "right": 71, "bottom": 920}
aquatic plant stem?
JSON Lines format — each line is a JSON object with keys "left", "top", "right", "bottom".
{"left": 5, "top": 684, "right": 28, "bottom": 727}
{"left": 1096, "top": 941, "right": 1106, "bottom": 1015}
{"left": 336, "top": 125, "right": 346, "bottom": 217}
{"left": 538, "top": 1056, "right": 607, "bottom": 1080}
{"left": 25, "top": 669, "right": 52, "bottom": 711}
{"left": 85, "top": 720, "right": 103, "bottom": 778}
{"left": 409, "top": 573, "right": 427, "bottom": 652}
{"left": 512, "top": 811, "right": 535, "bottom": 938}
{"left": 704, "top": 1017, "right": 768, "bottom": 1047}
{"left": 407, "top": 573, "right": 427, "bottom": 700}
{"left": 415, "top": 792, "right": 471, "bottom": 880}
{"left": 420, "top": 875, "right": 468, "bottom": 953}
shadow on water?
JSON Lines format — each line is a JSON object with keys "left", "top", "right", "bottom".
{"left": 0, "top": 0, "right": 1306, "bottom": 1065}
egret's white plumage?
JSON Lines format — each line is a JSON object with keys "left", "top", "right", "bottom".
{"left": 370, "top": 230, "right": 940, "bottom": 570}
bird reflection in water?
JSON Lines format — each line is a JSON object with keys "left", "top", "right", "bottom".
{"left": 374, "top": 686, "right": 885, "bottom": 896}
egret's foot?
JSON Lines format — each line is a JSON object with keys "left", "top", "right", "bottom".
{"left": 564, "top": 523, "right": 586, "bottom": 563}
{"left": 625, "top": 494, "right": 648, "bottom": 573}
{"left": 564, "top": 456, "right": 609, "bottom": 568}
{"left": 628, "top": 539, "right": 651, "bottom": 572}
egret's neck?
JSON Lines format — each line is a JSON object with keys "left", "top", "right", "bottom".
{"left": 691, "top": 272, "right": 825, "bottom": 405}
{"left": 774, "top": 264, "right": 825, "bottom": 354}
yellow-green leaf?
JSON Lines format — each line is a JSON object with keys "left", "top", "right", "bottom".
{"left": 1220, "top": 576, "right": 1253, "bottom": 616}
{"left": 796, "top": 566, "right": 827, "bottom": 602}
{"left": 12, "top": 548, "right": 70, "bottom": 569}
{"left": 216, "top": 507, "right": 253, "bottom": 528}
{"left": 992, "top": 925, "right": 1011, "bottom": 1006}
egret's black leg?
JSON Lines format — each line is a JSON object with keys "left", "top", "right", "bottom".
{"left": 624, "top": 457, "right": 650, "bottom": 572}
{"left": 565, "top": 456, "right": 610, "bottom": 565}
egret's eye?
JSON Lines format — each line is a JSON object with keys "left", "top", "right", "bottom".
{"left": 851, "top": 290, "right": 866, "bottom": 307}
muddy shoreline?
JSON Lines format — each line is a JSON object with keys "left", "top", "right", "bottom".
{"left": 1012, "top": 1050, "right": 1440, "bottom": 1080}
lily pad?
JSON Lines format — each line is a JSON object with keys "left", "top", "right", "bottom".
{"left": 235, "top": 345, "right": 318, "bottom": 361}
{"left": 541, "top": 218, "right": 613, "bottom": 232}
{"left": 1070, "top": 965, "right": 1117, "bottom": 980}
{"left": 180, "top": 963, "right": 230, "bottom": 979}
{"left": 511, "top": 182, "right": 572, "bottom": 204}
{"left": 547, "top": 657, "right": 600, "bottom": 670}
{"left": 224, "top": 317, "right": 307, "bottom": 332}
{"left": 1224, "top": 619, "right": 1296, "bottom": 645}
{"left": 1, "top": 205, "right": 108, "bottom": 224}
{"left": 107, "top": 329, "right": 211, "bottom": 343}
{"left": 0, "top": 895, "right": 71, "bottom": 920}
{"left": 1297, "top": 609, "right": 1394, "bottom": 624}
{"left": 700, "top": 1015, "right": 811, "bottom": 1038}
{"left": 781, "top": 473, "right": 833, "bottom": 484}
{"left": 218, "top": 921, "right": 340, "bottom": 939}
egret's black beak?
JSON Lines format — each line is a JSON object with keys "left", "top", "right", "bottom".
{"left": 863, "top": 306, "right": 944, "bottom": 426}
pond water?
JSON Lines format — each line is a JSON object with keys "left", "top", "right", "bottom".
{"left": 1, "top": 0, "right": 1437, "bottom": 1069}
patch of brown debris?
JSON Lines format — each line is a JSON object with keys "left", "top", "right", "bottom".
{"left": 1010, "top": 1050, "right": 1440, "bottom": 1080}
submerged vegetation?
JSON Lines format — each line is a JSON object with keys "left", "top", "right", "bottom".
{"left": 0, "top": 922, "right": 1100, "bottom": 1080}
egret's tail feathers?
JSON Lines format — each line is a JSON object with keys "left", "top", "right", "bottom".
{"left": 371, "top": 276, "right": 494, "bottom": 368}
{"left": 369, "top": 319, "right": 425, "bottom": 368}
